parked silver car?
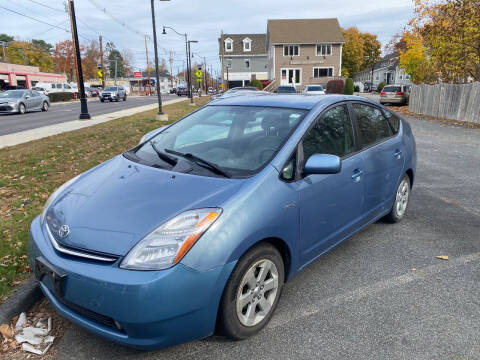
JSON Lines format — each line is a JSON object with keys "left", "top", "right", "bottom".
{"left": 0, "top": 89, "right": 50, "bottom": 114}
{"left": 380, "top": 85, "right": 410, "bottom": 105}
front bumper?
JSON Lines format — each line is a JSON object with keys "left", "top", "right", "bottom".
{"left": 100, "top": 93, "right": 117, "bottom": 100}
{"left": 28, "top": 216, "right": 235, "bottom": 349}
{"left": 0, "top": 103, "right": 18, "bottom": 113}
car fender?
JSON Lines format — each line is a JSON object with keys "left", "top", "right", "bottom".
{"left": 181, "top": 166, "right": 301, "bottom": 281}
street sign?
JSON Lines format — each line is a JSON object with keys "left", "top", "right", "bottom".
{"left": 197, "top": 78, "right": 202, "bottom": 83}
{"left": 195, "top": 70, "right": 203, "bottom": 78}
{"left": 220, "top": 83, "right": 225, "bottom": 89}
{"left": 97, "top": 69, "right": 103, "bottom": 80}
{"left": 133, "top": 71, "right": 142, "bottom": 78}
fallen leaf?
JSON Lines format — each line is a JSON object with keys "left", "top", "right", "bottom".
{"left": 0, "top": 324, "right": 13, "bottom": 339}
{"left": 436, "top": 255, "right": 449, "bottom": 260}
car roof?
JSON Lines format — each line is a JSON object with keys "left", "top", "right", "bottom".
{"left": 209, "top": 94, "right": 372, "bottom": 110}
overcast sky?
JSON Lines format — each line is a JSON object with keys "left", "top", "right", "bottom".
{"left": 0, "top": 0, "right": 413, "bottom": 74}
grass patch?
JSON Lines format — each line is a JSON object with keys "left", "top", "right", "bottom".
{"left": 0, "top": 97, "right": 209, "bottom": 301}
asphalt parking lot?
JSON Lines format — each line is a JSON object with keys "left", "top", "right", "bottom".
{"left": 53, "top": 114, "right": 480, "bottom": 360}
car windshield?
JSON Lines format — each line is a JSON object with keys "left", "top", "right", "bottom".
{"left": 278, "top": 87, "right": 296, "bottom": 93}
{"left": 130, "top": 105, "right": 307, "bottom": 178}
{"left": 383, "top": 86, "right": 402, "bottom": 92}
{"left": 0, "top": 90, "right": 25, "bottom": 98}
{"left": 307, "top": 86, "right": 324, "bottom": 91}
{"left": 104, "top": 86, "right": 118, "bottom": 91}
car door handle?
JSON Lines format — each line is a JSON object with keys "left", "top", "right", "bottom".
{"left": 394, "top": 150, "right": 403, "bottom": 159}
{"left": 352, "top": 169, "right": 364, "bottom": 182}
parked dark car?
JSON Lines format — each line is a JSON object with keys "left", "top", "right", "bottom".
{"left": 170, "top": 88, "right": 177, "bottom": 94}
{"left": 89, "top": 88, "right": 101, "bottom": 97}
{"left": 275, "top": 86, "right": 297, "bottom": 94}
{"left": 364, "top": 82, "right": 377, "bottom": 92}
{"left": 176, "top": 87, "right": 189, "bottom": 96}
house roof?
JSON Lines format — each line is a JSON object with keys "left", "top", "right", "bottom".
{"left": 267, "top": 18, "right": 344, "bottom": 44}
{"left": 218, "top": 34, "right": 267, "bottom": 56}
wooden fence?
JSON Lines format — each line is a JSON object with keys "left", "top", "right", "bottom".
{"left": 408, "top": 82, "right": 480, "bottom": 123}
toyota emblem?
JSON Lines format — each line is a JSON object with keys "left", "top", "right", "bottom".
{"left": 58, "top": 225, "right": 70, "bottom": 238}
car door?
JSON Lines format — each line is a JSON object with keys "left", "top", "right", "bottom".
{"left": 288, "top": 103, "right": 365, "bottom": 265}
{"left": 351, "top": 102, "right": 405, "bottom": 220}
{"left": 24, "top": 91, "right": 36, "bottom": 110}
{"left": 31, "top": 90, "right": 43, "bottom": 108}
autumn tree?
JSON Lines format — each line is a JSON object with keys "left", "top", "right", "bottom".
{"left": 82, "top": 40, "right": 101, "bottom": 80}
{"left": 53, "top": 40, "right": 78, "bottom": 82}
{"left": 399, "top": 31, "right": 437, "bottom": 84}
{"left": 5, "top": 41, "right": 53, "bottom": 72}
{"left": 405, "top": 0, "right": 480, "bottom": 82}
{"left": 341, "top": 27, "right": 382, "bottom": 77}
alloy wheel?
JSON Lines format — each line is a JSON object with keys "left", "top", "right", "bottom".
{"left": 236, "top": 259, "right": 279, "bottom": 327}
{"left": 395, "top": 179, "right": 410, "bottom": 217}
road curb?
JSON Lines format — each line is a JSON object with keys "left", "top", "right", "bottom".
{"left": 0, "top": 277, "right": 43, "bottom": 325}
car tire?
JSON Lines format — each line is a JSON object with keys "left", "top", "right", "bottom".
{"left": 217, "top": 242, "right": 284, "bottom": 340}
{"left": 123, "top": 95, "right": 127, "bottom": 101}
{"left": 109, "top": 99, "right": 112, "bottom": 102}
{"left": 41, "top": 101, "right": 49, "bottom": 112}
{"left": 384, "top": 174, "right": 411, "bottom": 223}
{"left": 18, "top": 103, "right": 26, "bottom": 114}
{"left": 100, "top": 99, "right": 104, "bottom": 103}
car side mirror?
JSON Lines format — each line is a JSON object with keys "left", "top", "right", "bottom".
{"left": 303, "top": 154, "right": 341, "bottom": 176}
{"left": 25, "top": 96, "right": 30, "bottom": 99}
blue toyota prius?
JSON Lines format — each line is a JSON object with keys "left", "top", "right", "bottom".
{"left": 28, "top": 94, "right": 416, "bottom": 349}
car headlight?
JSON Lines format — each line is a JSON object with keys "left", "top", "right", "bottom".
{"left": 40, "top": 175, "right": 80, "bottom": 224}
{"left": 121, "top": 208, "right": 222, "bottom": 270}
{"left": 8, "top": 101, "right": 17, "bottom": 105}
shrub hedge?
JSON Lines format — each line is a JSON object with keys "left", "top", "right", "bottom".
{"left": 326, "top": 79, "right": 345, "bottom": 94}
{"left": 48, "top": 92, "right": 75, "bottom": 103}
{"left": 344, "top": 78, "right": 354, "bottom": 95}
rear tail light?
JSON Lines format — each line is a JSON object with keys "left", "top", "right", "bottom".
{"left": 380, "top": 91, "right": 386, "bottom": 95}
{"left": 396, "top": 91, "right": 404, "bottom": 95}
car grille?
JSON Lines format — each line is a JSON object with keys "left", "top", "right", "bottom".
{"left": 0, "top": 105, "right": 13, "bottom": 111}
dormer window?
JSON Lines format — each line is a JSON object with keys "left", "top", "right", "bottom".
{"left": 243, "top": 37, "right": 252, "bottom": 52}
{"left": 225, "top": 38, "right": 233, "bottom": 52}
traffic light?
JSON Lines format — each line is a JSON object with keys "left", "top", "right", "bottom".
{"left": 97, "top": 63, "right": 101, "bottom": 70}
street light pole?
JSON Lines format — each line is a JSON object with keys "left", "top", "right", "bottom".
{"left": 68, "top": 0, "right": 90, "bottom": 120}
{"left": 162, "top": 26, "right": 197, "bottom": 105}
{"left": 150, "top": 0, "right": 168, "bottom": 121}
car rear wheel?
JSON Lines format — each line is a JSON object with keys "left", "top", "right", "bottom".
{"left": 123, "top": 94, "right": 127, "bottom": 101}
{"left": 100, "top": 99, "right": 104, "bottom": 102}
{"left": 42, "top": 101, "right": 49, "bottom": 112}
{"left": 218, "top": 243, "right": 284, "bottom": 340}
{"left": 18, "top": 103, "right": 26, "bottom": 114}
{"left": 384, "top": 174, "right": 411, "bottom": 223}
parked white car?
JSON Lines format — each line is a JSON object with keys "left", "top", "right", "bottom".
{"left": 35, "top": 82, "right": 76, "bottom": 94}
{"left": 303, "top": 85, "right": 325, "bottom": 95}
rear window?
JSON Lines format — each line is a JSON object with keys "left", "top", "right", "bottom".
{"left": 383, "top": 86, "right": 401, "bottom": 93}
{"left": 307, "top": 86, "right": 324, "bottom": 91}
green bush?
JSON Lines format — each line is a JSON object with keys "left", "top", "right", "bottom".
{"left": 377, "top": 82, "right": 386, "bottom": 92}
{"left": 48, "top": 92, "right": 75, "bottom": 103}
{"left": 326, "top": 79, "right": 345, "bottom": 94}
{"left": 345, "top": 78, "right": 354, "bottom": 95}
{"left": 250, "top": 79, "right": 263, "bottom": 90}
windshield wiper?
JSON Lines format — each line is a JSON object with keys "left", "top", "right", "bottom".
{"left": 149, "top": 141, "right": 177, "bottom": 166}
{"left": 164, "top": 149, "right": 231, "bottom": 178}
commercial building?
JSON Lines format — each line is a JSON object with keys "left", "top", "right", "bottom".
{"left": 0, "top": 62, "right": 66, "bottom": 91}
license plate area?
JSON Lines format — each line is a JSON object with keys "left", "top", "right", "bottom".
{"left": 35, "top": 257, "right": 67, "bottom": 298}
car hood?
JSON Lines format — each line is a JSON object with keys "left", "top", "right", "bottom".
{"left": 45, "top": 155, "right": 244, "bottom": 256}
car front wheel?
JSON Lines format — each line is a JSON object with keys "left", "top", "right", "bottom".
{"left": 18, "top": 103, "right": 26, "bottom": 114}
{"left": 384, "top": 174, "right": 411, "bottom": 223}
{"left": 42, "top": 101, "right": 49, "bottom": 112}
{"left": 218, "top": 243, "right": 284, "bottom": 340}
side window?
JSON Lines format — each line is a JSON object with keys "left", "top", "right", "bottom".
{"left": 352, "top": 104, "right": 392, "bottom": 148}
{"left": 64, "top": 84, "right": 71, "bottom": 89}
{"left": 302, "top": 105, "right": 355, "bottom": 165}
{"left": 56, "top": 84, "right": 62, "bottom": 89}
{"left": 382, "top": 110, "right": 401, "bottom": 134}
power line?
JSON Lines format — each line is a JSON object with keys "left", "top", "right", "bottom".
{"left": 0, "top": 4, "right": 93, "bottom": 42}
{"left": 25, "top": 0, "right": 65, "bottom": 13}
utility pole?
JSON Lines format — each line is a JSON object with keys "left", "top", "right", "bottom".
{"left": 203, "top": 56, "right": 207, "bottom": 92}
{"left": 68, "top": 0, "right": 90, "bottom": 119}
{"left": 144, "top": 35, "right": 152, "bottom": 96}
{"left": 220, "top": 30, "right": 225, "bottom": 90}
{"left": 169, "top": 50, "right": 174, "bottom": 90}
{"left": 149, "top": 0, "right": 166, "bottom": 120}
{"left": 99, "top": 35, "right": 105, "bottom": 88}
{"left": 114, "top": 59, "right": 118, "bottom": 85}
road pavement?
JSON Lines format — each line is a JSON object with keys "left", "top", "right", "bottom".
{"left": 0, "top": 95, "right": 178, "bottom": 136}
{"left": 52, "top": 115, "right": 480, "bottom": 360}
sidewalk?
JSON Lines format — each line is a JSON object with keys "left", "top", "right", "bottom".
{"left": 0, "top": 97, "right": 185, "bottom": 149}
